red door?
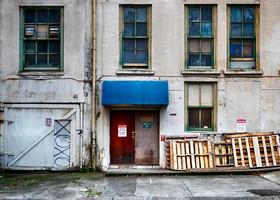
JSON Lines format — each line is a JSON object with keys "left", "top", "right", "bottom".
{"left": 110, "top": 111, "right": 135, "bottom": 164}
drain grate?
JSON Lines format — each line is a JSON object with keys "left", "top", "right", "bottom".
{"left": 247, "top": 189, "right": 280, "bottom": 196}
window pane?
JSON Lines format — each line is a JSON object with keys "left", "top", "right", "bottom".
{"left": 201, "top": 84, "right": 213, "bottom": 106}
{"left": 25, "top": 54, "right": 36, "bottom": 67}
{"left": 231, "top": 23, "right": 242, "bottom": 37}
{"left": 135, "top": 50, "right": 147, "bottom": 63}
{"left": 25, "top": 41, "right": 36, "bottom": 53}
{"left": 188, "top": 39, "right": 200, "bottom": 53}
{"left": 49, "top": 54, "right": 60, "bottom": 67}
{"left": 230, "top": 40, "right": 242, "bottom": 57}
{"left": 124, "top": 23, "right": 135, "bottom": 37}
{"left": 201, "top": 23, "right": 212, "bottom": 37}
{"left": 123, "top": 39, "right": 135, "bottom": 49}
{"left": 188, "top": 84, "right": 200, "bottom": 106}
{"left": 136, "top": 8, "right": 147, "bottom": 22}
{"left": 49, "top": 41, "right": 60, "bottom": 53}
{"left": 37, "top": 41, "right": 48, "bottom": 53}
{"left": 189, "top": 54, "right": 200, "bottom": 66}
{"left": 136, "top": 23, "right": 147, "bottom": 36}
{"left": 124, "top": 7, "right": 135, "bottom": 22}
{"left": 37, "top": 54, "right": 48, "bottom": 66}
{"left": 243, "top": 22, "right": 254, "bottom": 37}
{"left": 49, "top": 9, "right": 60, "bottom": 24}
{"left": 188, "top": 108, "right": 199, "bottom": 128}
{"left": 37, "top": 9, "right": 48, "bottom": 23}
{"left": 123, "top": 50, "right": 135, "bottom": 63}
{"left": 37, "top": 24, "right": 48, "bottom": 38}
{"left": 231, "top": 7, "right": 242, "bottom": 22}
{"left": 243, "top": 7, "right": 254, "bottom": 21}
{"left": 201, "top": 7, "right": 212, "bottom": 21}
{"left": 189, "top": 22, "right": 200, "bottom": 36}
{"left": 201, "top": 108, "right": 212, "bottom": 129}
{"left": 201, "top": 39, "right": 212, "bottom": 52}
{"left": 189, "top": 7, "right": 200, "bottom": 21}
{"left": 243, "top": 42, "right": 254, "bottom": 58}
{"left": 25, "top": 9, "right": 36, "bottom": 23}
{"left": 136, "top": 39, "right": 147, "bottom": 49}
{"left": 201, "top": 54, "right": 212, "bottom": 66}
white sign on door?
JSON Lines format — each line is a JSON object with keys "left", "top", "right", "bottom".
{"left": 237, "top": 119, "right": 246, "bottom": 133}
{"left": 118, "top": 125, "right": 127, "bottom": 137}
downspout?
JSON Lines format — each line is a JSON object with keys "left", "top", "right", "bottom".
{"left": 80, "top": 103, "right": 84, "bottom": 170}
{"left": 91, "top": 0, "right": 97, "bottom": 171}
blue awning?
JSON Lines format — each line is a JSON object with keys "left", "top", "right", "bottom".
{"left": 102, "top": 81, "right": 169, "bottom": 106}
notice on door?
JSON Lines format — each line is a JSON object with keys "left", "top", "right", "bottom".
{"left": 118, "top": 125, "right": 127, "bottom": 137}
{"left": 237, "top": 119, "right": 246, "bottom": 133}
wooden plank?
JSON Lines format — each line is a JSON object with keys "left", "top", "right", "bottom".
{"left": 173, "top": 141, "right": 178, "bottom": 170}
{"left": 269, "top": 136, "right": 276, "bottom": 166}
{"left": 190, "top": 140, "right": 196, "bottom": 169}
{"left": 204, "top": 142, "right": 209, "bottom": 168}
{"left": 225, "top": 132, "right": 275, "bottom": 139}
{"left": 170, "top": 141, "right": 174, "bottom": 170}
{"left": 276, "top": 135, "right": 280, "bottom": 164}
{"left": 232, "top": 138, "right": 238, "bottom": 167}
{"left": 245, "top": 137, "right": 252, "bottom": 168}
{"left": 262, "top": 136, "right": 269, "bottom": 167}
{"left": 253, "top": 137, "right": 262, "bottom": 167}
{"left": 185, "top": 142, "right": 191, "bottom": 169}
{"left": 222, "top": 145, "right": 226, "bottom": 165}
{"left": 239, "top": 138, "right": 245, "bottom": 167}
{"left": 181, "top": 142, "right": 186, "bottom": 170}
{"left": 199, "top": 142, "right": 205, "bottom": 168}
{"left": 195, "top": 142, "right": 200, "bottom": 168}
{"left": 177, "top": 142, "right": 182, "bottom": 170}
{"left": 208, "top": 140, "right": 213, "bottom": 168}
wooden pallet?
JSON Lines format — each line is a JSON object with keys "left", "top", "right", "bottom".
{"left": 170, "top": 140, "right": 214, "bottom": 170}
{"left": 214, "top": 142, "right": 234, "bottom": 167}
{"left": 227, "top": 135, "right": 280, "bottom": 168}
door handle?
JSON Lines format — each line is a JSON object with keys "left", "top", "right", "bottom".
{"left": 132, "top": 131, "right": 135, "bottom": 139}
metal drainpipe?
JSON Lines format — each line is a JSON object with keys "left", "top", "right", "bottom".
{"left": 91, "top": 0, "right": 97, "bottom": 171}
{"left": 79, "top": 103, "right": 84, "bottom": 170}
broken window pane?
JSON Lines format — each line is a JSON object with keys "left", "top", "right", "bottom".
{"left": 189, "top": 54, "right": 200, "bottom": 66}
{"left": 37, "top": 9, "right": 48, "bottom": 23}
{"left": 201, "top": 108, "right": 212, "bottom": 129}
{"left": 201, "top": 7, "right": 212, "bottom": 21}
{"left": 201, "top": 23, "right": 212, "bottom": 37}
{"left": 231, "top": 23, "right": 242, "bottom": 37}
{"left": 188, "top": 39, "right": 200, "bottom": 52}
{"left": 230, "top": 40, "right": 242, "bottom": 57}
{"left": 189, "top": 22, "right": 200, "bottom": 36}
{"left": 25, "top": 9, "right": 36, "bottom": 23}
{"left": 124, "top": 23, "right": 135, "bottom": 37}
{"left": 231, "top": 7, "right": 242, "bottom": 22}
{"left": 243, "top": 22, "right": 254, "bottom": 37}
{"left": 136, "top": 23, "right": 147, "bottom": 36}
{"left": 124, "top": 7, "right": 135, "bottom": 22}
{"left": 189, "top": 7, "right": 200, "bottom": 21}
{"left": 243, "top": 7, "right": 254, "bottom": 21}
{"left": 201, "top": 54, "right": 212, "bottom": 66}
{"left": 188, "top": 108, "right": 200, "bottom": 128}
{"left": 136, "top": 8, "right": 147, "bottom": 22}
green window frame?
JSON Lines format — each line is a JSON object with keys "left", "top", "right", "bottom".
{"left": 20, "top": 7, "right": 64, "bottom": 71}
{"left": 229, "top": 5, "right": 256, "bottom": 70}
{"left": 185, "top": 83, "right": 216, "bottom": 132}
{"left": 186, "top": 5, "right": 214, "bottom": 69}
{"left": 120, "top": 5, "right": 150, "bottom": 69}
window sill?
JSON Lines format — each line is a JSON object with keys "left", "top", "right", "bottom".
{"left": 115, "top": 69, "right": 155, "bottom": 76}
{"left": 182, "top": 69, "right": 221, "bottom": 76}
{"left": 18, "top": 71, "right": 64, "bottom": 77}
{"left": 223, "top": 70, "right": 263, "bottom": 76}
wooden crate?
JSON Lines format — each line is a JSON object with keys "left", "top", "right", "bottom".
{"left": 227, "top": 134, "right": 280, "bottom": 168}
{"left": 214, "top": 142, "right": 234, "bottom": 167}
{"left": 170, "top": 140, "right": 214, "bottom": 170}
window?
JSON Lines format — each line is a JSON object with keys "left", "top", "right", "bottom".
{"left": 121, "top": 5, "right": 150, "bottom": 69}
{"left": 20, "top": 7, "right": 63, "bottom": 71}
{"left": 229, "top": 6, "right": 256, "bottom": 69}
{"left": 185, "top": 83, "right": 216, "bottom": 131}
{"left": 186, "top": 6, "right": 214, "bottom": 69}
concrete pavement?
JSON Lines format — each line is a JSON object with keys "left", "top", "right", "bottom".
{"left": 1, "top": 172, "right": 280, "bottom": 199}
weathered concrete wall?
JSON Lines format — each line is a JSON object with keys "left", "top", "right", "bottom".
{"left": 0, "top": 0, "right": 93, "bottom": 169}
{"left": 96, "top": 0, "right": 280, "bottom": 170}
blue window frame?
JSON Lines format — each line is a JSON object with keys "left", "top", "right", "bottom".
{"left": 229, "top": 6, "right": 256, "bottom": 69}
{"left": 187, "top": 6, "right": 214, "bottom": 69}
{"left": 20, "top": 7, "right": 63, "bottom": 71}
{"left": 121, "top": 6, "right": 149, "bottom": 68}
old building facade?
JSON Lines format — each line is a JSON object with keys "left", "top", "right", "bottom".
{"left": 96, "top": 0, "right": 280, "bottom": 171}
{"left": 0, "top": 0, "right": 93, "bottom": 170}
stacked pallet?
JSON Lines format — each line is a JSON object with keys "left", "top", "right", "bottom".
{"left": 169, "top": 140, "right": 213, "bottom": 170}
{"left": 214, "top": 142, "right": 234, "bottom": 167}
{"left": 225, "top": 132, "right": 280, "bottom": 168}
